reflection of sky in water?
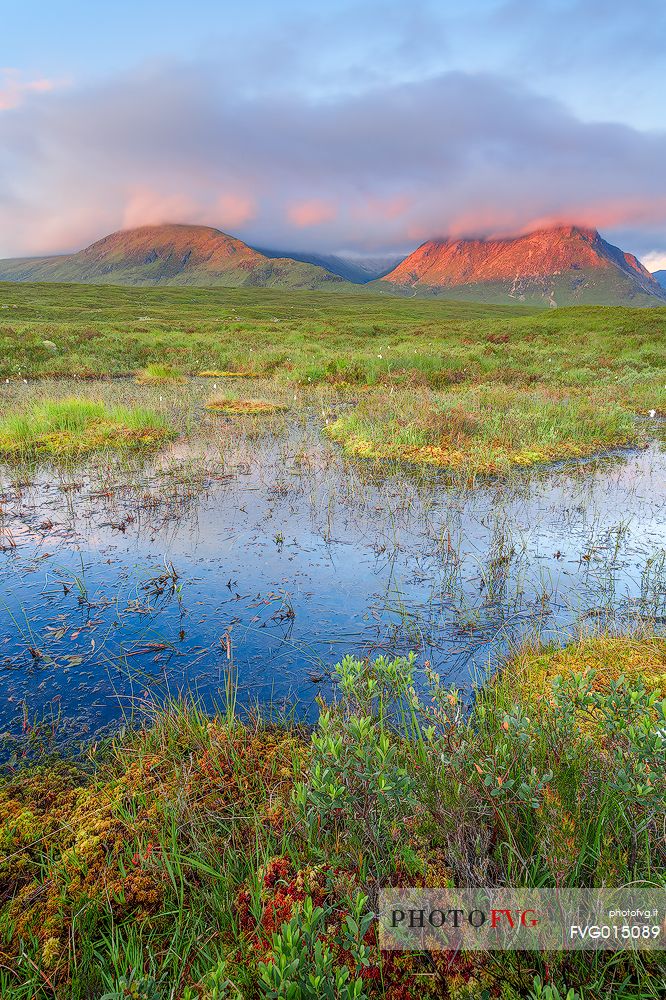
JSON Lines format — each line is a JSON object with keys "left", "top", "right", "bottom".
{"left": 0, "top": 434, "right": 665, "bottom": 743}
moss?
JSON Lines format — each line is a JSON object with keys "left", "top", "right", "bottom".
{"left": 326, "top": 382, "right": 641, "bottom": 475}
{"left": 206, "top": 396, "right": 288, "bottom": 415}
{"left": 0, "top": 721, "right": 307, "bottom": 976}
{"left": 198, "top": 369, "right": 261, "bottom": 378}
{"left": 327, "top": 428, "right": 634, "bottom": 474}
{"left": 505, "top": 636, "right": 666, "bottom": 700}
{"left": 0, "top": 650, "right": 662, "bottom": 996}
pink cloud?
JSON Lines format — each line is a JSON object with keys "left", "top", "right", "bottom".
{"left": 121, "top": 187, "right": 202, "bottom": 229}
{"left": 523, "top": 196, "right": 666, "bottom": 233}
{"left": 426, "top": 196, "right": 666, "bottom": 244}
{"left": 2, "top": 63, "right": 666, "bottom": 260}
{"left": 352, "top": 194, "right": 411, "bottom": 222}
{"left": 214, "top": 193, "right": 256, "bottom": 229}
{"left": 0, "top": 68, "right": 56, "bottom": 111}
{"left": 119, "top": 188, "right": 256, "bottom": 235}
{"left": 287, "top": 198, "right": 337, "bottom": 227}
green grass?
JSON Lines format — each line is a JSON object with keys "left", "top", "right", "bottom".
{"left": 1, "top": 637, "right": 663, "bottom": 999}
{"left": 1, "top": 284, "right": 663, "bottom": 997}
{"left": 0, "top": 397, "right": 174, "bottom": 458}
{"left": 327, "top": 383, "right": 640, "bottom": 473}
{"left": 135, "top": 362, "right": 184, "bottom": 385}
{"left": 0, "top": 281, "right": 664, "bottom": 473}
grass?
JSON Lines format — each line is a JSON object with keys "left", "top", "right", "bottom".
{"left": 326, "top": 384, "right": 640, "bottom": 474}
{"left": 0, "top": 636, "right": 663, "bottom": 999}
{"left": 135, "top": 362, "right": 184, "bottom": 385}
{"left": 0, "top": 397, "right": 174, "bottom": 458}
{"left": 0, "top": 284, "right": 663, "bottom": 997}
{"left": 0, "top": 281, "right": 664, "bottom": 473}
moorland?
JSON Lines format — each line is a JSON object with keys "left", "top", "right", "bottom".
{"left": 0, "top": 282, "right": 664, "bottom": 1000}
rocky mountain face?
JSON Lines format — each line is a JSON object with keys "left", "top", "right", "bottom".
{"left": 379, "top": 226, "right": 666, "bottom": 306}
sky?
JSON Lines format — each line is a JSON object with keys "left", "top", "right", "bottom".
{"left": 2, "top": 0, "right": 666, "bottom": 265}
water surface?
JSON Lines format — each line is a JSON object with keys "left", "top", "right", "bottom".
{"left": 1, "top": 420, "right": 664, "bottom": 746}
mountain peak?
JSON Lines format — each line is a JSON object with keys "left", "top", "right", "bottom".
{"left": 381, "top": 224, "right": 663, "bottom": 306}
{"left": 0, "top": 223, "right": 350, "bottom": 290}
{"left": 536, "top": 223, "right": 599, "bottom": 240}
{"left": 83, "top": 223, "right": 255, "bottom": 263}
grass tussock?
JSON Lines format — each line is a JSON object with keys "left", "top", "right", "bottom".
{"left": 1, "top": 637, "right": 663, "bottom": 998}
{"left": 0, "top": 398, "right": 174, "bottom": 458}
{"left": 327, "top": 384, "right": 640, "bottom": 473}
{"left": 205, "top": 393, "right": 288, "bottom": 415}
{"left": 135, "top": 363, "right": 184, "bottom": 385}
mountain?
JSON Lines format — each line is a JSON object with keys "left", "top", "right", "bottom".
{"left": 0, "top": 224, "right": 350, "bottom": 290}
{"left": 1, "top": 222, "right": 661, "bottom": 304}
{"left": 378, "top": 225, "right": 666, "bottom": 306}
{"left": 253, "top": 246, "right": 405, "bottom": 283}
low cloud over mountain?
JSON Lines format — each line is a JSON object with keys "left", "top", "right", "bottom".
{"left": 1, "top": 57, "right": 666, "bottom": 261}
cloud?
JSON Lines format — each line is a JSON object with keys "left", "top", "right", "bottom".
{"left": 214, "top": 193, "right": 256, "bottom": 229}
{"left": 287, "top": 199, "right": 337, "bottom": 227}
{"left": 0, "top": 59, "right": 665, "bottom": 258}
{"left": 0, "top": 68, "right": 56, "bottom": 112}
{"left": 642, "top": 251, "right": 666, "bottom": 273}
{"left": 121, "top": 188, "right": 202, "bottom": 229}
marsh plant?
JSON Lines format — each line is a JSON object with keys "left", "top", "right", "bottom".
{"left": 1, "top": 283, "right": 665, "bottom": 474}
{"left": 135, "top": 362, "right": 184, "bottom": 385}
{"left": 0, "top": 397, "right": 173, "bottom": 457}
{"left": 0, "top": 287, "right": 665, "bottom": 998}
{"left": 1, "top": 637, "right": 664, "bottom": 999}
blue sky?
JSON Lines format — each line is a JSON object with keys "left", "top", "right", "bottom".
{"left": 2, "top": 1, "right": 666, "bottom": 262}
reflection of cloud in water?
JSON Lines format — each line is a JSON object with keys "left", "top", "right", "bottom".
{"left": 0, "top": 435, "right": 665, "bottom": 744}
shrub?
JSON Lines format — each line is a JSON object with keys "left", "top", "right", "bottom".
{"left": 258, "top": 895, "right": 372, "bottom": 1000}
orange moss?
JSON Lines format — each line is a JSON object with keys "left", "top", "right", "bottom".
{"left": 508, "top": 636, "right": 666, "bottom": 700}
{"left": 326, "top": 428, "right": 633, "bottom": 475}
{"left": 206, "top": 397, "right": 287, "bottom": 415}
{"left": 198, "top": 370, "right": 262, "bottom": 378}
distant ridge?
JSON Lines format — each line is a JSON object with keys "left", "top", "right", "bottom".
{"left": 653, "top": 269, "right": 666, "bottom": 290}
{"left": 0, "top": 224, "right": 350, "bottom": 290}
{"left": 378, "top": 225, "right": 666, "bottom": 306}
{"left": 253, "top": 246, "right": 405, "bottom": 283}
